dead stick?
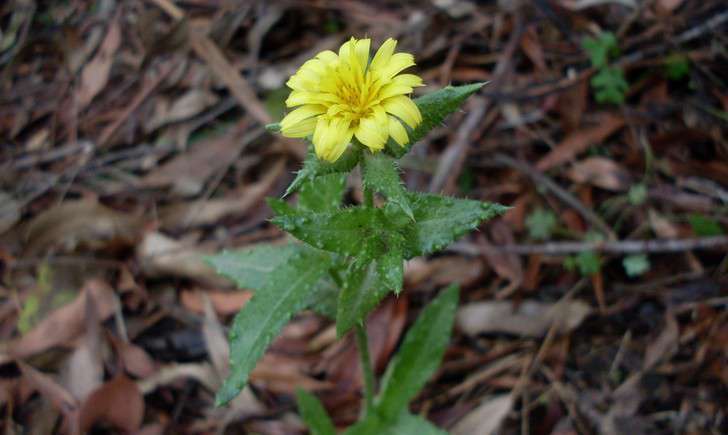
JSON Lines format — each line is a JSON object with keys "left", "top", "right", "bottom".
{"left": 451, "top": 235, "right": 728, "bottom": 256}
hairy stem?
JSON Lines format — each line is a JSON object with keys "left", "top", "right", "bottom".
{"left": 355, "top": 323, "right": 376, "bottom": 415}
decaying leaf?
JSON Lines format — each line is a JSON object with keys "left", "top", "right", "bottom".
{"left": 136, "top": 231, "right": 230, "bottom": 286}
{"left": 451, "top": 394, "right": 513, "bottom": 435}
{"left": 76, "top": 15, "right": 121, "bottom": 109}
{"left": 79, "top": 375, "right": 144, "bottom": 433}
{"left": 5, "top": 280, "right": 117, "bottom": 362}
{"left": 24, "top": 199, "right": 141, "bottom": 256}
{"left": 566, "top": 157, "right": 632, "bottom": 191}
{"left": 457, "top": 300, "right": 592, "bottom": 337}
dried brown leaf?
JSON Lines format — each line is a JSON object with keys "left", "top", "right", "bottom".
{"left": 536, "top": 114, "right": 624, "bottom": 172}
{"left": 23, "top": 199, "right": 141, "bottom": 256}
{"left": 5, "top": 280, "right": 116, "bottom": 362}
{"left": 451, "top": 394, "right": 513, "bottom": 435}
{"left": 457, "top": 300, "right": 592, "bottom": 337}
{"left": 180, "top": 289, "right": 251, "bottom": 316}
{"left": 566, "top": 157, "right": 632, "bottom": 191}
{"left": 79, "top": 375, "right": 144, "bottom": 433}
{"left": 76, "top": 16, "right": 121, "bottom": 109}
{"left": 136, "top": 231, "right": 229, "bottom": 286}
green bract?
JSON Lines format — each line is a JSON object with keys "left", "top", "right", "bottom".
{"left": 207, "top": 83, "right": 505, "bottom": 433}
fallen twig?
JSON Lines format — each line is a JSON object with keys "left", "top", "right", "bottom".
{"left": 451, "top": 235, "right": 728, "bottom": 256}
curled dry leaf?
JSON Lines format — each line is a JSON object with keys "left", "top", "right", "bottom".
{"left": 158, "top": 158, "right": 285, "bottom": 230}
{"left": 536, "top": 113, "right": 624, "bottom": 172}
{"left": 79, "top": 375, "right": 144, "bottom": 433}
{"left": 180, "top": 289, "right": 252, "bottom": 317}
{"left": 145, "top": 89, "right": 218, "bottom": 132}
{"left": 566, "top": 157, "right": 632, "bottom": 191}
{"left": 140, "top": 124, "right": 257, "bottom": 197}
{"left": 5, "top": 280, "right": 116, "bottom": 362}
{"left": 60, "top": 293, "right": 104, "bottom": 402}
{"left": 405, "top": 256, "right": 485, "bottom": 290}
{"left": 0, "top": 191, "right": 20, "bottom": 235}
{"left": 136, "top": 231, "right": 230, "bottom": 286}
{"left": 108, "top": 334, "right": 157, "bottom": 379}
{"left": 643, "top": 312, "right": 679, "bottom": 370}
{"left": 457, "top": 299, "right": 592, "bottom": 337}
{"left": 451, "top": 394, "right": 513, "bottom": 435}
{"left": 76, "top": 15, "right": 121, "bottom": 109}
{"left": 23, "top": 199, "right": 141, "bottom": 256}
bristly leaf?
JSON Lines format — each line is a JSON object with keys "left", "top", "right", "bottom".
{"left": 385, "top": 82, "right": 486, "bottom": 158}
{"left": 336, "top": 260, "right": 389, "bottom": 337}
{"left": 398, "top": 192, "right": 508, "bottom": 258}
{"left": 376, "top": 236, "right": 404, "bottom": 294}
{"left": 345, "top": 412, "right": 447, "bottom": 435}
{"left": 362, "top": 152, "right": 413, "bottom": 220}
{"left": 375, "top": 284, "right": 458, "bottom": 420}
{"left": 296, "top": 389, "right": 336, "bottom": 435}
{"left": 270, "top": 205, "right": 385, "bottom": 257}
{"left": 285, "top": 144, "right": 361, "bottom": 197}
{"left": 299, "top": 173, "right": 348, "bottom": 213}
{"left": 216, "top": 249, "right": 333, "bottom": 406}
{"left": 206, "top": 244, "right": 300, "bottom": 290}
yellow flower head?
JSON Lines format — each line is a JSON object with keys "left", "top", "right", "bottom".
{"left": 280, "top": 37, "right": 424, "bottom": 162}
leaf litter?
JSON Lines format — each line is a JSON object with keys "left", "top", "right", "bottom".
{"left": 1, "top": 0, "right": 726, "bottom": 433}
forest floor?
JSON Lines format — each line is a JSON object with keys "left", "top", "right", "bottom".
{"left": 1, "top": 0, "right": 726, "bottom": 434}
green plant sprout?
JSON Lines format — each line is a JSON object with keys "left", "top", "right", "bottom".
{"left": 207, "top": 37, "right": 505, "bottom": 433}
{"left": 582, "top": 31, "right": 629, "bottom": 104}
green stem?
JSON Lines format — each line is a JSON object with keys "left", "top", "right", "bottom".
{"left": 355, "top": 323, "right": 376, "bottom": 415}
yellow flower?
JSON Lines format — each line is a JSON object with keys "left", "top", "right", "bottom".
{"left": 279, "top": 37, "right": 424, "bottom": 162}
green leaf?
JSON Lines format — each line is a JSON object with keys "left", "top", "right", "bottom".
{"left": 376, "top": 237, "right": 404, "bottom": 294}
{"left": 345, "top": 412, "right": 447, "bottom": 435}
{"left": 623, "top": 254, "right": 650, "bottom": 277}
{"left": 271, "top": 205, "right": 385, "bottom": 257}
{"left": 398, "top": 192, "right": 508, "bottom": 258}
{"left": 206, "top": 244, "right": 301, "bottom": 290}
{"left": 628, "top": 183, "right": 647, "bottom": 205}
{"left": 375, "top": 284, "right": 459, "bottom": 420}
{"left": 385, "top": 83, "right": 486, "bottom": 158}
{"left": 307, "top": 275, "right": 340, "bottom": 319}
{"left": 336, "top": 260, "right": 390, "bottom": 337}
{"left": 216, "top": 249, "right": 333, "bottom": 406}
{"left": 296, "top": 389, "right": 336, "bottom": 435}
{"left": 299, "top": 173, "right": 348, "bottom": 213}
{"left": 664, "top": 53, "right": 690, "bottom": 80}
{"left": 285, "top": 145, "right": 361, "bottom": 197}
{"left": 582, "top": 32, "right": 619, "bottom": 68}
{"left": 525, "top": 208, "right": 557, "bottom": 240}
{"left": 362, "top": 152, "right": 413, "bottom": 220}
{"left": 688, "top": 214, "right": 724, "bottom": 236}
{"left": 591, "top": 66, "right": 629, "bottom": 104}
{"left": 564, "top": 251, "right": 601, "bottom": 276}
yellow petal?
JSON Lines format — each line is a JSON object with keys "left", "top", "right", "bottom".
{"left": 316, "top": 50, "right": 338, "bottom": 65}
{"left": 286, "top": 90, "right": 339, "bottom": 107}
{"left": 338, "top": 38, "right": 357, "bottom": 65}
{"left": 378, "top": 53, "right": 415, "bottom": 79}
{"left": 388, "top": 116, "right": 409, "bottom": 146}
{"left": 392, "top": 73, "right": 424, "bottom": 87}
{"left": 377, "top": 83, "right": 414, "bottom": 101}
{"left": 313, "top": 117, "right": 353, "bottom": 162}
{"left": 281, "top": 116, "right": 317, "bottom": 138}
{"left": 382, "top": 95, "right": 421, "bottom": 128}
{"left": 354, "top": 38, "right": 371, "bottom": 71}
{"left": 280, "top": 105, "right": 326, "bottom": 134}
{"left": 355, "top": 109, "right": 389, "bottom": 151}
{"left": 370, "top": 38, "right": 396, "bottom": 72}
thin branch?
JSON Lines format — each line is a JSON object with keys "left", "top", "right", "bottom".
{"left": 451, "top": 235, "right": 728, "bottom": 256}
